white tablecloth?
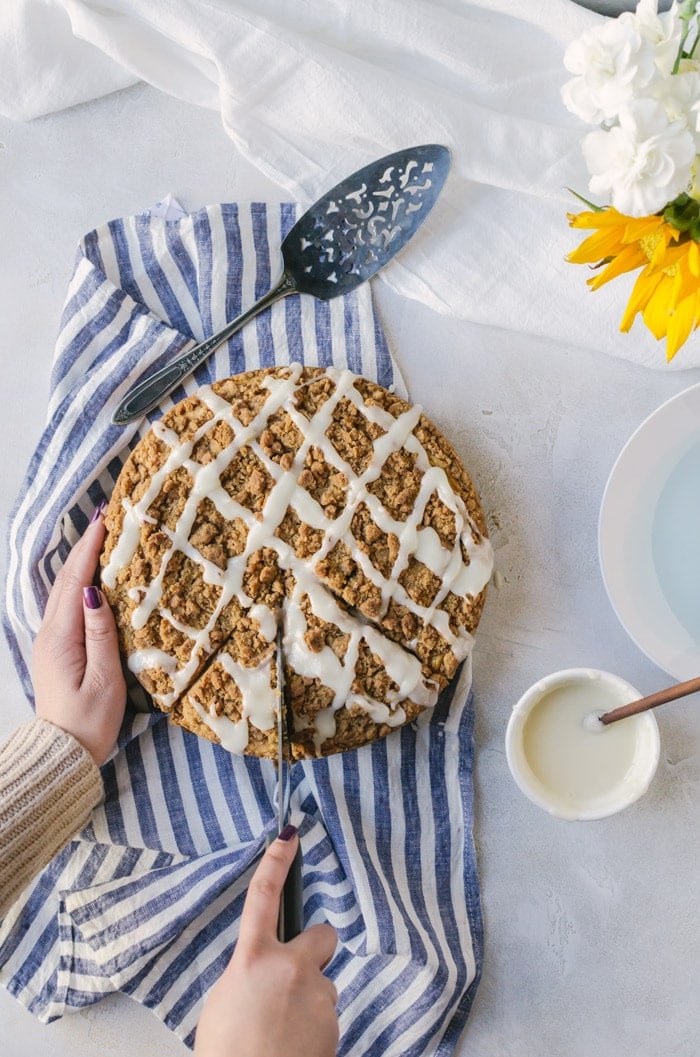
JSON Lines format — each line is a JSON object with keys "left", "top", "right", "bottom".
{"left": 1, "top": 0, "right": 694, "bottom": 368}
{"left": 2, "top": 3, "right": 700, "bottom": 1055}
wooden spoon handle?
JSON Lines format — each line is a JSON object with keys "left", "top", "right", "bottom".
{"left": 599, "top": 675, "right": 700, "bottom": 725}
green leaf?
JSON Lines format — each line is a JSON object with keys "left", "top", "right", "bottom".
{"left": 664, "top": 193, "right": 700, "bottom": 234}
{"left": 566, "top": 187, "right": 604, "bottom": 212}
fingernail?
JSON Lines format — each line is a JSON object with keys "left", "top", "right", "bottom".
{"left": 278, "top": 824, "right": 297, "bottom": 842}
{"left": 90, "top": 501, "right": 107, "bottom": 524}
{"left": 83, "top": 586, "right": 102, "bottom": 610}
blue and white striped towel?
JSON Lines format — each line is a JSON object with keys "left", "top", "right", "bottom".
{"left": 0, "top": 201, "right": 483, "bottom": 1054}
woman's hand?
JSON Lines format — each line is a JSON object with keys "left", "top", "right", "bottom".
{"left": 194, "top": 828, "right": 339, "bottom": 1057}
{"left": 33, "top": 510, "right": 126, "bottom": 766}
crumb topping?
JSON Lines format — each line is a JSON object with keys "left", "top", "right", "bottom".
{"left": 101, "top": 364, "right": 492, "bottom": 759}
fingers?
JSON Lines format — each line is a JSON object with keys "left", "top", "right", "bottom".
{"left": 44, "top": 513, "right": 105, "bottom": 629}
{"left": 81, "top": 587, "right": 125, "bottom": 694}
{"left": 289, "top": 922, "right": 338, "bottom": 970}
{"left": 238, "top": 831, "right": 300, "bottom": 949}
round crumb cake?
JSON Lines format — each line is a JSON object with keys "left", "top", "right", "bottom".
{"left": 100, "top": 364, "right": 493, "bottom": 759}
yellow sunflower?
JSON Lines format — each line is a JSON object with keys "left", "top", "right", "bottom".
{"left": 567, "top": 207, "right": 700, "bottom": 362}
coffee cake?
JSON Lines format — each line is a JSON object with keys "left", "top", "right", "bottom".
{"left": 100, "top": 364, "right": 493, "bottom": 759}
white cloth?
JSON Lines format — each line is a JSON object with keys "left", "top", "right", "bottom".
{"left": 3, "top": 0, "right": 695, "bottom": 370}
{"left": 0, "top": 0, "right": 136, "bottom": 120}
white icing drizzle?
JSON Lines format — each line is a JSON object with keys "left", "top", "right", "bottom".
{"left": 188, "top": 646, "right": 277, "bottom": 748}
{"left": 247, "top": 604, "right": 277, "bottom": 643}
{"left": 128, "top": 647, "right": 179, "bottom": 676}
{"left": 217, "top": 650, "right": 277, "bottom": 732}
{"left": 104, "top": 364, "right": 493, "bottom": 751}
{"left": 190, "top": 699, "right": 250, "bottom": 754}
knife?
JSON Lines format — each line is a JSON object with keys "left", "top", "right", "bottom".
{"left": 267, "top": 624, "right": 303, "bottom": 942}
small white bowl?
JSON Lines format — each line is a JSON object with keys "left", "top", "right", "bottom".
{"left": 505, "top": 668, "right": 660, "bottom": 821}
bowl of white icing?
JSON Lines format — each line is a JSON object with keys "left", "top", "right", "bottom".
{"left": 505, "top": 668, "right": 660, "bottom": 821}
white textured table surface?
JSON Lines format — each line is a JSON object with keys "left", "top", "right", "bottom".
{"left": 2, "top": 83, "right": 700, "bottom": 1057}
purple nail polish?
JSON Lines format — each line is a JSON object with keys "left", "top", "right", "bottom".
{"left": 278, "top": 824, "right": 297, "bottom": 842}
{"left": 90, "top": 501, "right": 107, "bottom": 524}
{"left": 83, "top": 586, "right": 102, "bottom": 610}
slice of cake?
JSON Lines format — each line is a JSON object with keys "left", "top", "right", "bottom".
{"left": 101, "top": 364, "right": 493, "bottom": 758}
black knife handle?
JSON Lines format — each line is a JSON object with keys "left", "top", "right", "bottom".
{"left": 265, "top": 831, "right": 304, "bottom": 942}
{"left": 280, "top": 841, "right": 303, "bottom": 942}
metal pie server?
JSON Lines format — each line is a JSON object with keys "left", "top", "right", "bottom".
{"left": 112, "top": 143, "right": 451, "bottom": 425}
{"left": 266, "top": 624, "right": 303, "bottom": 942}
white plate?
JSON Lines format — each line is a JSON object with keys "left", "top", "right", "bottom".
{"left": 599, "top": 383, "right": 700, "bottom": 680}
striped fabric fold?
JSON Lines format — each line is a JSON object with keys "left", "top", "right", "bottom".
{"left": 0, "top": 201, "right": 482, "bottom": 1055}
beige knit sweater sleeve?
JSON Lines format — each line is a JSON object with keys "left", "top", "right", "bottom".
{"left": 0, "top": 717, "right": 103, "bottom": 919}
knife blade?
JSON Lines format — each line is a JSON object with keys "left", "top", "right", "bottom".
{"left": 268, "top": 623, "right": 303, "bottom": 942}
{"left": 275, "top": 626, "right": 288, "bottom": 836}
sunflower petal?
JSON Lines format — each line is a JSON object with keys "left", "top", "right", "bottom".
{"left": 642, "top": 276, "right": 675, "bottom": 340}
{"left": 666, "top": 293, "right": 697, "bottom": 361}
{"left": 688, "top": 240, "right": 700, "bottom": 278}
{"left": 644, "top": 241, "right": 684, "bottom": 274}
{"left": 568, "top": 208, "right": 627, "bottom": 230}
{"left": 587, "top": 246, "right": 647, "bottom": 290}
{"left": 620, "top": 270, "right": 663, "bottom": 331}
{"left": 621, "top": 217, "right": 667, "bottom": 244}
{"left": 567, "top": 228, "right": 631, "bottom": 264}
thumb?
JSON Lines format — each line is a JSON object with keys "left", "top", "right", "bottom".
{"left": 82, "top": 586, "right": 124, "bottom": 689}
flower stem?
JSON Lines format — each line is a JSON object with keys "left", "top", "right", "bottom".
{"left": 675, "top": 0, "right": 700, "bottom": 72}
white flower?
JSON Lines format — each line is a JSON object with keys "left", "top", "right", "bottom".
{"left": 582, "top": 98, "right": 695, "bottom": 214}
{"left": 635, "top": 0, "right": 682, "bottom": 77}
{"left": 650, "top": 66, "right": 700, "bottom": 148}
{"left": 562, "top": 13, "right": 658, "bottom": 125}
